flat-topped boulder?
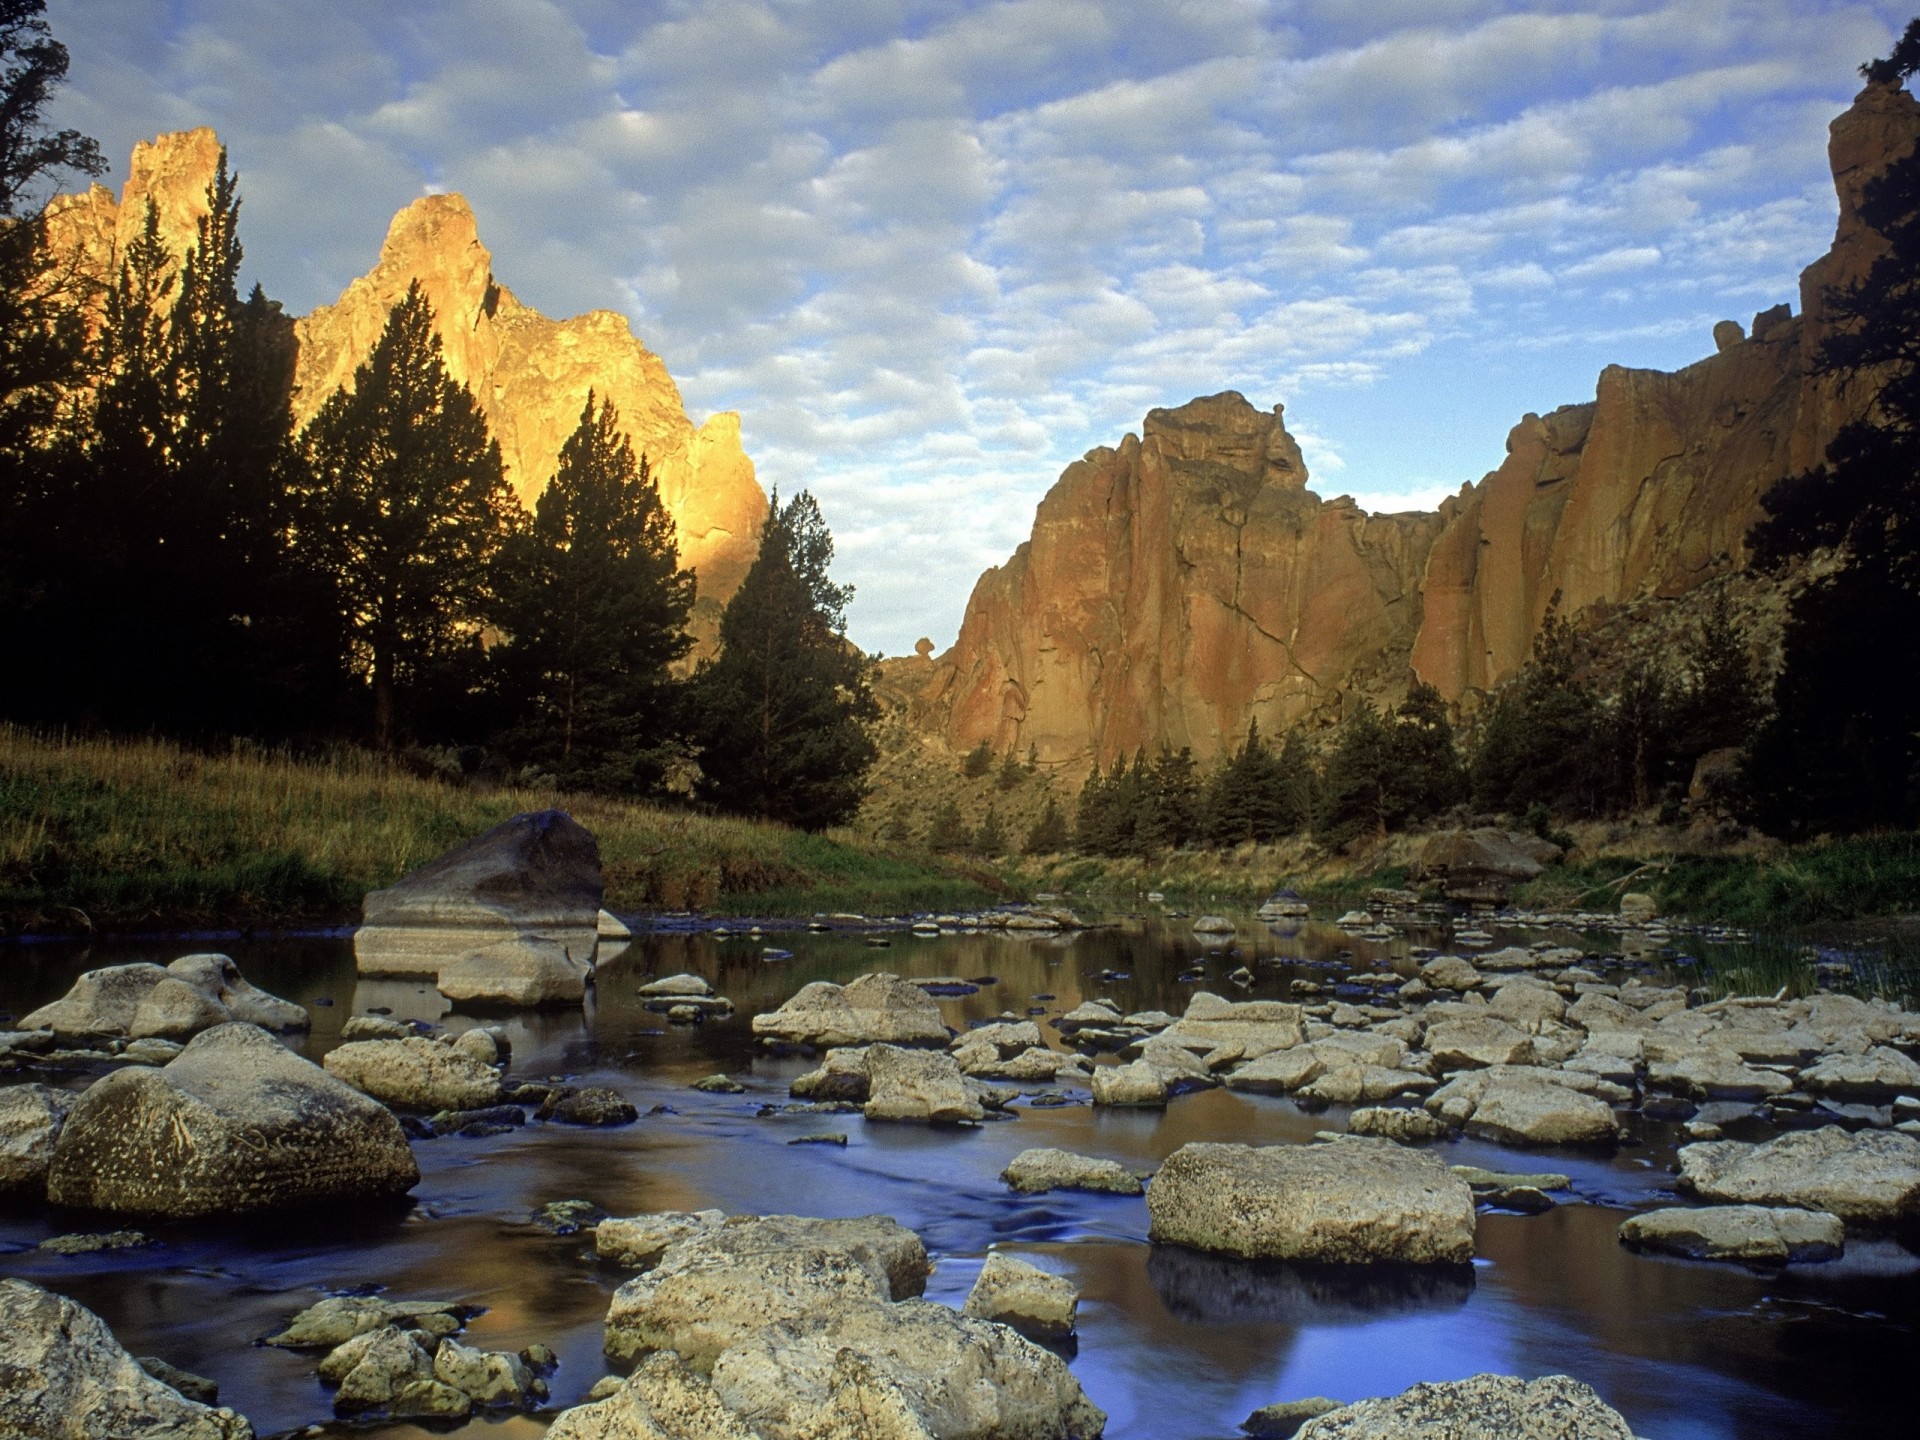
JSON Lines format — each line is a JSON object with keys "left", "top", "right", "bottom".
{"left": 1677, "top": 1127, "right": 1920, "bottom": 1225}
{"left": 47, "top": 1023, "right": 418, "bottom": 1217}
{"left": 22, "top": 955, "right": 306, "bottom": 1041}
{"left": 1002, "top": 1147, "right": 1144, "bottom": 1195}
{"left": 323, "top": 1036, "right": 505, "bottom": 1112}
{"left": 1425, "top": 1067, "right": 1621, "bottom": 1146}
{"left": 1294, "top": 1373, "right": 1633, "bottom": 1440}
{"left": 1619, "top": 1205, "right": 1845, "bottom": 1264}
{"left": 752, "top": 972, "right": 950, "bottom": 1049}
{"left": 353, "top": 810, "right": 603, "bottom": 993}
{"left": 1158, "top": 992, "right": 1306, "bottom": 1060}
{"left": 1146, "top": 1139, "right": 1476, "bottom": 1264}
{"left": 0, "top": 1279, "right": 254, "bottom": 1439}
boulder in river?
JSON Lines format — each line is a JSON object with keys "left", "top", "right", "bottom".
{"left": 0, "top": 1082, "right": 73, "bottom": 1195}
{"left": 323, "top": 1035, "right": 505, "bottom": 1111}
{"left": 21, "top": 954, "right": 306, "bottom": 1042}
{"left": 1002, "top": 1147, "right": 1144, "bottom": 1195}
{"left": 0, "top": 1278, "right": 254, "bottom": 1439}
{"left": 353, "top": 809, "right": 603, "bottom": 997}
{"left": 1146, "top": 1138, "right": 1476, "bottom": 1264}
{"left": 962, "top": 1251, "right": 1079, "bottom": 1340}
{"left": 546, "top": 1351, "right": 756, "bottom": 1440}
{"left": 1619, "top": 1205, "right": 1845, "bottom": 1264}
{"left": 1676, "top": 1126, "right": 1920, "bottom": 1225}
{"left": 1157, "top": 992, "right": 1306, "bottom": 1061}
{"left": 1424, "top": 1067, "right": 1621, "bottom": 1146}
{"left": 319, "top": 1325, "right": 470, "bottom": 1418}
{"left": 436, "top": 935, "right": 592, "bottom": 1008}
{"left": 1293, "top": 1373, "right": 1633, "bottom": 1439}
{"left": 752, "top": 972, "right": 950, "bottom": 1050}
{"left": 47, "top": 1022, "right": 419, "bottom": 1217}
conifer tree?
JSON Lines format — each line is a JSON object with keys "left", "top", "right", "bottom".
{"left": 690, "top": 489, "right": 877, "bottom": 829}
{"left": 295, "top": 283, "right": 519, "bottom": 749}
{"left": 1320, "top": 701, "right": 1395, "bottom": 845}
{"left": 972, "top": 806, "right": 1008, "bottom": 857}
{"left": 1469, "top": 597, "right": 1605, "bottom": 817}
{"left": 962, "top": 738, "right": 994, "bottom": 778}
{"left": 1025, "top": 794, "right": 1070, "bottom": 854}
{"left": 1204, "top": 720, "right": 1292, "bottom": 845}
{"left": 926, "top": 798, "right": 968, "bottom": 852}
{"left": 497, "top": 393, "right": 694, "bottom": 792}
{"left": 1074, "top": 763, "right": 1108, "bottom": 853}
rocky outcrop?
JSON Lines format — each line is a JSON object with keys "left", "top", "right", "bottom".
{"left": 44, "top": 131, "right": 766, "bottom": 646}
{"left": 0, "top": 1278, "right": 254, "bottom": 1440}
{"left": 354, "top": 809, "right": 602, "bottom": 999}
{"left": 1293, "top": 1374, "right": 1634, "bottom": 1440}
{"left": 1145, "top": 1139, "right": 1476, "bottom": 1264}
{"left": 905, "top": 82, "right": 1920, "bottom": 770}
{"left": 46, "top": 1022, "right": 419, "bottom": 1217}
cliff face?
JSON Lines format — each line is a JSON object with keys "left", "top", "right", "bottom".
{"left": 915, "top": 81, "right": 1920, "bottom": 772}
{"left": 46, "top": 132, "right": 766, "bottom": 625}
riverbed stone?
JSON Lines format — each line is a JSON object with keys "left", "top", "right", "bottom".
{"left": 541, "top": 1085, "right": 640, "bottom": 1126}
{"left": 0, "top": 1279, "right": 254, "bottom": 1440}
{"left": 1800, "top": 1046, "right": 1920, "bottom": 1102}
{"left": 1002, "top": 1147, "right": 1145, "bottom": 1195}
{"left": 323, "top": 1035, "right": 504, "bottom": 1111}
{"left": 597, "top": 1209, "right": 728, "bottom": 1269}
{"left": 1676, "top": 1126, "right": 1920, "bottom": 1224}
{"left": 47, "top": 1022, "right": 418, "bottom": 1217}
{"left": 0, "top": 1082, "right": 72, "bottom": 1195}
{"left": 1348, "top": 1107, "right": 1449, "bottom": 1143}
{"left": 1619, "top": 1205, "right": 1845, "bottom": 1263}
{"left": 433, "top": 1337, "right": 535, "bottom": 1407}
{"left": 1419, "top": 956, "right": 1482, "bottom": 991}
{"left": 322, "top": 1326, "right": 470, "bottom": 1418}
{"left": 1159, "top": 992, "right": 1306, "bottom": 1060}
{"left": 1426, "top": 1068, "right": 1621, "bottom": 1146}
{"left": 752, "top": 973, "right": 950, "bottom": 1050}
{"left": 161, "top": 954, "right": 309, "bottom": 1031}
{"left": 864, "top": 1043, "right": 984, "bottom": 1123}
{"left": 1146, "top": 1139, "right": 1476, "bottom": 1264}
{"left": 22, "top": 956, "right": 306, "bottom": 1043}
{"left": 1245, "top": 1399, "right": 1343, "bottom": 1438}
{"left": 1648, "top": 1046, "right": 1794, "bottom": 1101}
{"left": 1294, "top": 1373, "right": 1633, "bottom": 1440}
{"left": 546, "top": 1350, "right": 758, "bottom": 1440}
{"left": 962, "top": 1252, "right": 1079, "bottom": 1340}
{"left": 1425, "top": 1016, "right": 1535, "bottom": 1070}
{"left": 266, "top": 1295, "right": 470, "bottom": 1348}
{"left": 1091, "top": 1058, "right": 1171, "bottom": 1107}
{"left": 1486, "top": 977, "right": 1567, "bottom": 1030}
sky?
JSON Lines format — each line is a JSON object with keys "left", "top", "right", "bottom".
{"left": 41, "top": 0, "right": 1914, "bottom": 655}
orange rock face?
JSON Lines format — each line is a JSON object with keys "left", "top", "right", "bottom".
{"left": 921, "top": 82, "right": 1920, "bottom": 771}
{"left": 45, "top": 132, "right": 766, "bottom": 628}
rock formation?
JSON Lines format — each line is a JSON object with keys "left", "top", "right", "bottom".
{"left": 909, "top": 81, "right": 1920, "bottom": 771}
{"left": 43, "top": 129, "right": 766, "bottom": 636}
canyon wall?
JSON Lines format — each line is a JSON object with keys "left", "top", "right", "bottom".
{"left": 45, "top": 130, "right": 766, "bottom": 623}
{"left": 909, "top": 81, "right": 1920, "bottom": 773}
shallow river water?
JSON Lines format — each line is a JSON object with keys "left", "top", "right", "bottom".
{"left": 1, "top": 916, "right": 1914, "bottom": 1440}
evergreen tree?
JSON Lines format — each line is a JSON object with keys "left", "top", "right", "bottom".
{"left": 1469, "top": 597, "right": 1606, "bottom": 818}
{"left": 972, "top": 806, "right": 1008, "bottom": 857}
{"left": 496, "top": 393, "right": 693, "bottom": 793}
{"left": 1204, "top": 720, "right": 1292, "bottom": 845}
{"left": 1389, "top": 681, "right": 1464, "bottom": 817}
{"left": 1320, "top": 701, "right": 1395, "bottom": 845}
{"left": 1074, "top": 763, "right": 1107, "bottom": 853}
{"left": 995, "top": 748, "right": 1024, "bottom": 791}
{"left": 1742, "top": 26, "right": 1920, "bottom": 833}
{"left": 1025, "top": 794, "right": 1070, "bottom": 854}
{"left": 926, "top": 798, "right": 968, "bottom": 852}
{"left": 962, "top": 738, "right": 994, "bottom": 778}
{"left": 294, "top": 283, "right": 519, "bottom": 749}
{"left": 1138, "top": 746, "right": 1202, "bottom": 852}
{"left": 690, "top": 489, "right": 877, "bottom": 829}
{"left": 1609, "top": 660, "right": 1673, "bottom": 813}
{"left": 1274, "top": 726, "right": 1320, "bottom": 835}
{"left": 1671, "top": 588, "right": 1763, "bottom": 761}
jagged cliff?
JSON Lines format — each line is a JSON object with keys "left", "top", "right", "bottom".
{"left": 44, "top": 128, "right": 766, "bottom": 627}
{"left": 905, "top": 81, "right": 1920, "bottom": 773}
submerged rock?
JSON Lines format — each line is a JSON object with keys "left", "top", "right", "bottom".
{"left": 438, "top": 935, "right": 593, "bottom": 1007}
{"left": 1244, "top": 1398, "right": 1343, "bottom": 1439}
{"left": 320, "top": 1325, "right": 470, "bottom": 1418}
{"left": 0, "top": 1278, "right": 254, "bottom": 1439}
{"left": 962, "top": 1252, "right": 1079, "bottom": 1340}
{"left": 1676, "top": 1126, "right": 1920, "bottom": 1224}
{"left": 1619, "top": 1205, "right": 1844, "bottom": 1263}
{"left": 46, "top": 1023, "right": 418, "bottom": 1217}
{"left": 266, "top": 1295, "right": 470, "bottom": 1349}
{"left": 1001, "top": 1147, "right": 1144, "bottom": 1196}
{"left": 751, "top": 972, "right": 950, "bottom": 1050}
{"left": 1294, "top": 1373, "right": 1633, "bottom": 1439}
{"left": 1146, "top": 1139, "right": 1476, "bottom": 1264}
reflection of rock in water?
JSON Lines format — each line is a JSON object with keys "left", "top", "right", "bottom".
{"left": 1147, "top": 1244, "right": 1475, "bottom": 1325}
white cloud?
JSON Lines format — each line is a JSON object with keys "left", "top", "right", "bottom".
{"left": 39, "top": 0, "right": 1903, "bottom": 653}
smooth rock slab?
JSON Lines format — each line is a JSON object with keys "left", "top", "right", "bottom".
{"left": 963, "top": 1252, "right": 1079, "bottom": 1339}
{"left": 1295, "top": 1373, "right": 1633, "bottom": 1440}
{"left": 1619, "top": 1205, "right": 1844, "bottom": 1263}
{"left": 437, "top": 935, "right": 593, "bottom": 1007}
{"left": 1002, "top": 1147, "right": 1144, "bottom": 1195}
{"left": 1146, "top": 1139, "right": 1476, "bottom": 1264}
{"left": 1676, "top": 1126, "right": 1920, "bottom": 1224}
{"left": 47, "top": 1023, "right": 418, "bottom": 1218}
{"left": 0, "top": 1278, "right": 254, "bottom": 1439}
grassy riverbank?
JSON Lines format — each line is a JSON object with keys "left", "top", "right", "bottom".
{"left": 0, "top": 728, "right": 996, "bottom": 932}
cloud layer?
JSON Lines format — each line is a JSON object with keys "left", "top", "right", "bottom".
{"left": 45, "top": 0, "right": 1909, "bottom": 653}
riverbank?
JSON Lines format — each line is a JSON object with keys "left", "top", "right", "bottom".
{"left": 997, "top": 824, "right": 1920, "bottom": 930}
{"left": 0, "top": 727, "right": 997, "bottom": 932}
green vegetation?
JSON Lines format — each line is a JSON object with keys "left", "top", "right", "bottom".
{"left": 0, "top": 728, "right": 991, "bottom": 932}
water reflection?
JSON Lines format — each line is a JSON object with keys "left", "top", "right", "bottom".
{"left": 1147, "top": 1245, "right": 1475, "bottom": 1326}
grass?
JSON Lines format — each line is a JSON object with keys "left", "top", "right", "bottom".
{"left": 993, "top": 837, "right": 1425, "bottom": 910}
{"left": 0, "top": 726, "right": 996, "bottom": 933}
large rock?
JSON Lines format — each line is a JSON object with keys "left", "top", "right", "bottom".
{"left": 1425, "top": 1015, "right": 1536, "bottom": 1070}
{"left": 1002, "top": 1147, "right": 1144, "bottom": 1196}
{"left": 1677, "top": 1127, "right": 1920, "bottom": 1224}
{"left": 546, "top": 1351, "right": 758, "bottom": 1440}
{"left": 0, "top": 1083, "right": 73, "bottom": 1195}
{"left": 752, "top": 973, "right": 950, "bottom": 1050}
{"left": 1800, "top": 1046, "right": 1920, "bottom": 1102}
{"left": 1146, "top": 1139, "right": 1476, "bottom": 1264}
{"left": 1425, "top": 1068, "right": 1621, "bottom": 1147}
{"left": 1416, "top": 830, "right": 1560, "bottom": 902}
{"left": 1157, "top": 992, "right": 1306, "bottom": 1060}
{"left": 21, "top": 955, "right": 306, "bottom": 1041}
{"left": 437, "top": 934, "right": 593, "bottom": 1007}
{"left": 864, "top": 1044, "right": 984, "bottom": 1124}
{"left": 1294, "top": 1374, "right": 1633, "bottom": 1440}
{"left": 1619, "top": 1205, "right": 1845, "bottom": 1264}
{"left": 0, "top": 1278, "right": 254, "bottom": 1439}
{"left": 46, "top": 1023, "right": 418, "bottom": 1217}
{"left": 353, "top": 810, "right": 603, "bottom": 989}
{"left": 323, "top": 1036, "right": 505, "bottom": 1111}
{"left": 600, "top": 1212, "right": 1104, "bottom": 1439}
{"left": 962, "top": 1252, "right": 1080, "bottom": 1340}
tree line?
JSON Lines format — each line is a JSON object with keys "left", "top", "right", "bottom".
{"left": 0, "top": 3, "right": 874, "bottom": 830}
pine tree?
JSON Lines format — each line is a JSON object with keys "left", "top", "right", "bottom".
{"left": 1320, "top": 701, "right": 1395, "bottom": 845}
{"left": 294, "top": 283, "right": 519, "bottom": 749}
{"left": 995, "top": 748, "right": 1024, "bottom": 791}
{"left": 1025, "top": 794, "right": 1069, "bottom": 854}
{"left": 962, "top": 738, "right": 994, "bottom": 778}
{"left": 972, "top": 806, "right": 1008, "bottom": 857}
{"left": 1137, "top": 746, "right": 1202, "bottom": 852}
{"left": 1469, "top": 596, "right": 1605, "bottom": 818}
{"left": 1204, "top": 720, "right": 1292, "bottom": 845}
{"left": 1074, "top": 764, "right": 1108, "bottom": 853}
{"left": 497, "top": 393, "right": 694, "bottom": 792}
{"left": 926, "top": 798, "right": 968, "bottom": 853}
{"left": 690, "top": 489, "right": 878, "bottom": 829}
{"left": 1388, "top": 681, "right": 1465, "bottom": 819}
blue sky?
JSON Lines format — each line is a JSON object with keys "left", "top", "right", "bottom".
{"left": 44, "top": 1, "right": 1912, "bottom": 654}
